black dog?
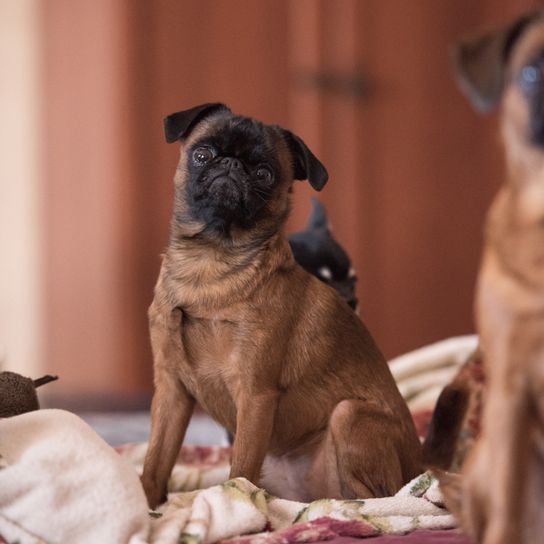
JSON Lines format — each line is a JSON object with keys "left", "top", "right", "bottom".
{"left": 289, "top": 198, "right": 357, "bottom": 310}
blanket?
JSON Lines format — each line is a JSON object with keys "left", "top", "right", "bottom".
{"left": 120, "top": 444, "right": 454, "bottom": 544}
{"left": 0, "top": 409, "right": 149, "bottom": 544}
{"left": 0, "top": 418, "right": 453, "bottom": 544}
{"left": 390, "top": 335, "right": 478, "bottom": 413}
{"left": 390, "top": 335, "right": 478, "bottom": 440}
{"left": 0, "top": 336, "right": 478, "bottom": 544}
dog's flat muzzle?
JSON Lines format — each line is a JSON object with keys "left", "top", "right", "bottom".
{"left": 210, "top": 174, "right": 243, "bottom": 194}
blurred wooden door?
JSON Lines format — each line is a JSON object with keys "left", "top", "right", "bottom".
{"left": 42, "top": 0, "right": 293, "bottom": 407}
{"left": 287, "top": 0, "right": 544, "bottom": 358}
{"left": 43, "top": 0, "right": 543, "bottom": 406}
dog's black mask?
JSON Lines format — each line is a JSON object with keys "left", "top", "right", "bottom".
{"left": 165, "top": 103, "right": 328, "bottom": 236}
{"left": 185, "top": 117, "right": 281, "bottom": 233}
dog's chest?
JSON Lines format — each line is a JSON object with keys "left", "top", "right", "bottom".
{"left": 179, "top": 312, "right": 243, "bottom": 426}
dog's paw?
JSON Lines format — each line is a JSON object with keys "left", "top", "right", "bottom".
{"left": 140, "top": 475, "right": 167, "bottom": 510}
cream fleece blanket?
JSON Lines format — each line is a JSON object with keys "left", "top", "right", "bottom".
{"left": 0, "top": 336, "right": 478, "bottom": 544}
{"left": 0, "top": 409, "right": 149, "bottom": 544}
{"left": 390, "top": 335, "right": 478, "bottom": 413}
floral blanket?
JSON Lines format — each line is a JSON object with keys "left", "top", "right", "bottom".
{"left": 118, "top": 444, "right": 454, "bottom": 544}
{"left": 0, "top": 336, "right": 478, "bottom": 544}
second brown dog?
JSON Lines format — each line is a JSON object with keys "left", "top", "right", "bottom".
{"left": 441, "top": 12, "right": 544, "bottom": 544}
{"left": 140, "top": 103, "right": 422, "bottom": 509}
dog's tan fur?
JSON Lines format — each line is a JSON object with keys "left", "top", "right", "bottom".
{"left": 442, "top": 15, "right": 544, "bottom": 544}
{"left": 141, "top": 111, "right": 421, "bottom": 509}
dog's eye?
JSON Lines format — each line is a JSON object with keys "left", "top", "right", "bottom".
{"left": 519, "top": 63, "right": 544, "bottom": 95}
{"left": 255, "top": 167, "right": 273, "bottom": 184}
{"left": 192, "top": 147, "right": 215, "bottom": 165}
{"left": 318, "top": 267, "right": 332, "bottom": 281}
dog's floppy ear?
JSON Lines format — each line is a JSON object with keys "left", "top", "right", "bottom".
{"left": 452, "top": 13, "right": 538, "bottom": 113}
{"left": 282, "top": 130, "right": 329, "bottom": 191}
{"left": 307, "top": 198, "right": 329, "bottom": 230}
{"left": 164, "top": 103, "right": 230, "bottom": 143}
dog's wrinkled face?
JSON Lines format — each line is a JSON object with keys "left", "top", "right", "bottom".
{"left": 165, "top": 103, "right": 328, "bottom": 238}
{"left": 514, "top": 25, "right": 544, "bottom": 146}
{"left": 185, "top": 117, "right": 282, "bottom": 232}
{"left": 452, "top": 12, "right": 544, "bottom": 152}
{"left": 502, "top": 18, "right": 544, "bottom": 165}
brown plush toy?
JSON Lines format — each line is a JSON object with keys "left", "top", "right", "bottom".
{"left": 0, "top": 372, "right": 58, "bottom": 417}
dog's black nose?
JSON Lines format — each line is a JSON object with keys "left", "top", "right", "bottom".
{"left": 221, "top": 157, "right": 242, "bottom": 171}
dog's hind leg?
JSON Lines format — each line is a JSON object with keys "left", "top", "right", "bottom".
{"left": 305, "top": 399, "right": 422, "bottom": 499}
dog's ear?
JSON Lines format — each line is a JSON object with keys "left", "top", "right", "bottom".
{"left": 452, "top": 13, "right": 538, "bottom": 113}
{"left": 164, "top": 103, "right": 230, "bottom": 143}
{"left": 307, "top": 198, "right": 329, "bottom": 230}
{"left": 281, "top": 130, "right": 329, "bottom": 191}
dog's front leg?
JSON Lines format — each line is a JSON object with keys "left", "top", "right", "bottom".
{"left": 141, "top": 304, "right": 195, "bottom": 509}
{"left": 230, "top": 389, "right": 279, "bottom": 485}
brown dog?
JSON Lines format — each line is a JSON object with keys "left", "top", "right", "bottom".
{"left": 140, "top": 103, "right": 422, "bottom": 509}
{"left": 441, "top": 13, "right": 544, "bottom": 544}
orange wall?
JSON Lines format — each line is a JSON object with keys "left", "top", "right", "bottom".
{"left": 41, "top": 0, "right": 544, "bottom": 406}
